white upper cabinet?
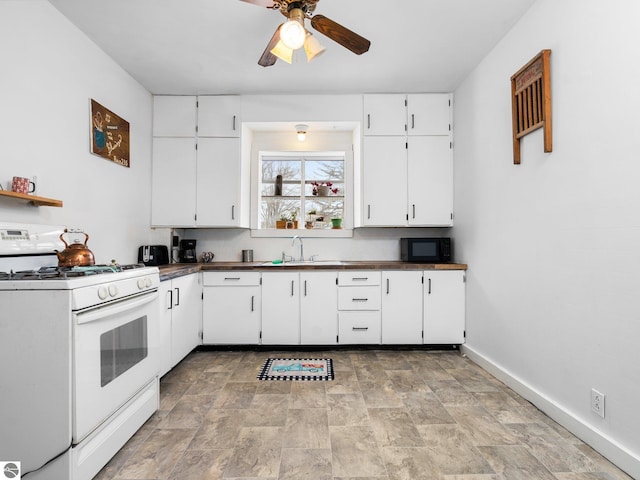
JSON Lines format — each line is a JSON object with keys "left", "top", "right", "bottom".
{"left": 151, "top": 95, "right": 248, "bottom": 228}
{"left": 151, "top": 137, "right": 197, "bottom": 227}
{"left": 363, "top": 94, "right": 407, "bottom": 136}
{"left": 153, "top": 96, "right": 197, "bottom": 137}
{"left": 197, "top": 96, "right": 242, "bottom": 137}
{"left": 407, "top": 94, "right": 451, "bottom": 136}
{"left": 407, "top": 136, "right": 453, "bottom": 226}
{"left": 361, "top": 93, "right": 453, "bottom": 227}
{"left": 362, "top": 136, "right": 408, "bottom": 226}
{"left": 196, "top": 137, "right": 245, "bottom": 227}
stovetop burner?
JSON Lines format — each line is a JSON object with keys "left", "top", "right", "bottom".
{"left": 0, "top": 264, "right": 146, "bottom": 280}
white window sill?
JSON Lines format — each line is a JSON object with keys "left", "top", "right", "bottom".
{"left": 250, "top": 228, "right": 353, "bottom": 238}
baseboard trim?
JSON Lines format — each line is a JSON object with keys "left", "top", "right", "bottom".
{"left": 461, "top": 345, "right": 639, "bottom": 479}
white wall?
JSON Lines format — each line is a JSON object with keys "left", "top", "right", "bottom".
{"left": 453, "top": 0, "right": 640, "bottom": 476}
{"left": 0, "top": 0, "right": 165, "bottom": 264}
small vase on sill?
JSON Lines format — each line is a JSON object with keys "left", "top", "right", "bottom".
{"left": 317, "top": 185, "right": 330, "bottom": 196}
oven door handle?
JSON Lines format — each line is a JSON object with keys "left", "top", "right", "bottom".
{"left": 75, "top": 290, "right": 158, "bottom": 325}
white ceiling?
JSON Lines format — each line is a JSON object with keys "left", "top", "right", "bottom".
{"left": 49, "top": 0, "right": 536, "bottom": 96}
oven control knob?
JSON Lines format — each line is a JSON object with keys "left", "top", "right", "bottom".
{"left": 98, "top": 286, "right": 109, "bottom": 300}
{"left": 145, "top": 277, "right": 152, "bottom": 288}
{"left": 108, "top": 284, "right": 118, "bottom": 297}
{"left": 137, "top": 278, "right": 145, "bottom": 289}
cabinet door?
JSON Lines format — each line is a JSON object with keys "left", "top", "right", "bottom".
{"left": 151, "top": 137, "right": 197, "bottom": 227}
{"left": 153, "top": 95, "right": 197, "bottom": 137}
{"left": 362, "top": 136, "right": 407, "bottom": 226}
{"left": 158, "top": 282, "right": 173, "bottom": 377}
{"left": 381, "top": 271, "right": 423, "bottom": 344}
{"left": 424, "top": 270, "right": 465, "bottom": 344}
{"left": 171, "top": 274, "right": 202, "bottom": 366}
{"left": 198, "top": 96, "right": 241, "bottom": 137}
{"left": 300, "top": 271, "right": 338, "bottom": 345}
{"left": 261, "top": 272, "right": 300, "bottom": 344}
{"left": 196, "top": 137, "right": 242, "bottom": 226}
{"left": 363, "top": 94, "right": 407, "bottom": 136}
{"left": 407, "top": 94, "right": 451, "bottom": 136}
{"left": 407, "top": 136, "right": 453, "bottom": 226}
{"left": 202, "top": 286, "right": 261, "bottom": 344}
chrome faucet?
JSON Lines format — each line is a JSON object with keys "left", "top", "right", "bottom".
{"left": 291, "top": 235, "right": 304, "bottom": 262}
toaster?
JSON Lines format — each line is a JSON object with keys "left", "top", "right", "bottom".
{"left": 138, "top": 245, "right": 169, "bottom": 266}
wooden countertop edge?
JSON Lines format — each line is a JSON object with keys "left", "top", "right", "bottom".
{"left": 159, "top": 261, "right": 467, "bottom": 281}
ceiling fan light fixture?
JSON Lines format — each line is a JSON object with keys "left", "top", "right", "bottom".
{"left": 270, "top": 39, "right": 293, "bottom": 63}
{"left": 279, "top": 8, "right": 306, "bottom": 50}
{"left": 295, "top": 124, "right": 308, "bottom": 142}
{"left": 304, "top": 33, "right": 325, "bottom": 62}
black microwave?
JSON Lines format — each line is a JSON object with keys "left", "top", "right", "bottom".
{"left": 400, "top": 237, "right": 452, "bottom": 263}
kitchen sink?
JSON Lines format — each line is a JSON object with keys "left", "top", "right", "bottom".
{"left": 261, "top": 260, "right": 346, "bottom": 267}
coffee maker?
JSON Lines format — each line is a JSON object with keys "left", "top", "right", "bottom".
{"left": 178, "top": 239, "right": 197, "bottom": 263}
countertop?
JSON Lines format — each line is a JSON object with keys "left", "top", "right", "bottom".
{"left": 159, "top": 261, "right": 467, "bottom": 281}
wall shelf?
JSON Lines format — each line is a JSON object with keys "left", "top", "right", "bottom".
{"left": 0, "top": 190, "right": 63, "bottom": 207}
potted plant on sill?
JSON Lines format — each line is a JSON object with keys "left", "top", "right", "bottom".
{"left": 276, "top": 210, "right": 298, "bottom": 229}
{"left": 311, "top": 182, "right": 339, "bottom": 196}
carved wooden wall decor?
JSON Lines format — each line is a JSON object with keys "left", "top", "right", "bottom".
{"left": 511, "top": 49, "right": 552, "bottom": 164}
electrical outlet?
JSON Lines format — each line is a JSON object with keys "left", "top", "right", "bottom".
{"left": 591, "top": 388, "right": 605, "bottom": 418}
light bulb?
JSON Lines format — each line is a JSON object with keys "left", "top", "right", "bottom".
{"left": 279, "top": 9, "right": 306, "bottom": 50}
{"left": 295, "top": 124, "right": 308, "bottom": 142}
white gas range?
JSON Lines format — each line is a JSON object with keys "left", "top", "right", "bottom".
{"left": 0, "top": 223, "right": 160, "bottom": 480}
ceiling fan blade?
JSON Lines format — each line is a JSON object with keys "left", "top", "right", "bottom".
{"left": 258, "top": 26, "right": 281, "bottom": 67}
{"left": 310, "top": 15, "right": 371, "bottom": 55}
{"left": 239, "top": 0, "right": 278, "bottom": 8}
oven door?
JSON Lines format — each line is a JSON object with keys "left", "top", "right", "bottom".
{"left": 73, "top": 290, "right": 160, "bottom": 443}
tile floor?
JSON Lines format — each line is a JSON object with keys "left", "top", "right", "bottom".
{"left": 95, "top": 349, "right": 632, "bottom": 480}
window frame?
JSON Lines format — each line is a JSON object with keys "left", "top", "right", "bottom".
{"left": 251, "top": 150, "right": 353, "bottom": 238}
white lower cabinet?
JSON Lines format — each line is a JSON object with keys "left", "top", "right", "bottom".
{"left": 381, "top": 271, "right": 423, "bottom": 344}
{"left": 262, "top": 271, "right": 338, "bottom": 345}
{"left": 261, "top": 272, "right": 300, "bottom": 344}
{"left": 202, "top": 272, "right": 261, "bottom": 344}
{"left": 197, "top": 267, "right": 465, "bottom": 347}
{"left": 300, "top": 271, "right": 338, "bottom": 345}
{"left": 337, "top": 271, "right": 381, "bottom": 344}
{"left": 159, "top": 273, "right": 202, "bottom": 376}
{"left": 423, "top": 270, "right": 466, "bottom": 344}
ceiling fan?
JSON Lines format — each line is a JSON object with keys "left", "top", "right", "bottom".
{"left": 240, "top": 0, "right": 371, "bottom": 66}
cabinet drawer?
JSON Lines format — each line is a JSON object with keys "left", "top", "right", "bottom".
{"left": 203, "top": 271, "right": 260, "bottom": 286}
{"left": 337, "top": 271, "right": 381, "bottom": 286}
{"left": 338, "top": 286, "right": 381, "bottom": 310}
{"left": 338, "top": 311, "right": 381, "bottom": 344}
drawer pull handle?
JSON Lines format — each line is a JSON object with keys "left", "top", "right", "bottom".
{"left": 352, "top": 298, "right": 368, "bottom": 302}
{"left": 224, "top": 277, "right": 241, "bottom": 281}
{"left": 352, "top": 277, "right": 368, "bottom": 281}
{"left": 352, "top": 327, "right": 369, "bottom": 331}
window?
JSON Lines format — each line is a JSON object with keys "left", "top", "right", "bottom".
{"left": 259, "top": 152, "right": 345, "bottom": 231}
